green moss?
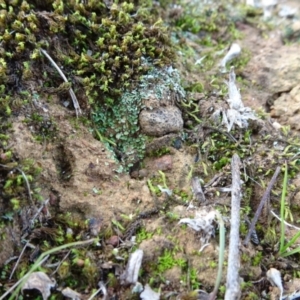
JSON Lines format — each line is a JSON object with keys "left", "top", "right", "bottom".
{"left": 156, "top": 250, "right": 187, "bottom": 273}
{"left": 136, "top": 227, "right": 154, "bottom": 243}
{"left": 147, "top": 146, "right": 171, "bottom": 158}
{"left": 251, "top": 251, "right": 262, "bottom": 266}
{"left": 0, "top": 0, "right": 175, "bottom": 104}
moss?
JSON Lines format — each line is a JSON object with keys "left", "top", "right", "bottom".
{"left": 251, "top": 251, "right": 263, "bottom": 266}
{"left": 0, "top": 0, "right": 175, "bottom": 104}
{"left": 147, "top": 146, "right": 171, "bottom": 158}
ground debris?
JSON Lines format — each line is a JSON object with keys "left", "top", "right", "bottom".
{"left": 120, "top": 249, "right": 144, "bottom": 285}
{"left": 140, "top": 284, "right": 160, "bottom": 300}
{"left": 61, "top": 287, "right": 82, "bottom": 300}
{"left": 179, "top": 208, "right": 216, "bottom": 245}
{"left": 22, "top": 271, "right": 55, "bottom": 300}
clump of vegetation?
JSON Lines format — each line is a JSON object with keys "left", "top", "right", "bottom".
{"left": 0, "top": 0, "right": 175, "bottom": 102}
{"left": 0, "top": 0, "right": 181, "bottom": 170}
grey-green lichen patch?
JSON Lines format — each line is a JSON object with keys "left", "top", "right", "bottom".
{"left": 92, "top": 65, "right": 186, "bottom": 171}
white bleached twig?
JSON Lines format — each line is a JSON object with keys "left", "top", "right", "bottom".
{"left": 225, "top": 154, "right": 242, "bottom": 300}
{"left": 40, "top": 49, "right": 82, "bottom": 117}
{"left": 219, "top": 43, "right": 241, "bottom": 73}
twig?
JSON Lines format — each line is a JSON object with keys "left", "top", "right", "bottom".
{"left": 225, "top": 154, "right": 242, "bottom": 300}
{"left": 29, "top": 198, "right": 50, "bottom": 228}
{"left": 0, "top": 255, "right": 50, "bottom": 300}
{"left": 51, "top": 250, "right": 71, "bottom": 276}
{"left": 244, "top": 166, "right": 281, "bottom": 246}
{"left": 202, "top": 125, "right": 238, "bottom": 143}
{"left": 209, "top": 211, "right": 225, "bottom": 300}
{"left": 271, "top": 210, "right": 300, "bottom": 231}
{"left": 9, "top": 241, "right": 30, "bottom": 280}
{"left": 40, "top": 48, "right": 82, "bottom": 117}
{"left": 2, "top": 238, "right": 96, "bottom": 300}
{"left": 191, "top": 177, "right": 206, "bottom": 202}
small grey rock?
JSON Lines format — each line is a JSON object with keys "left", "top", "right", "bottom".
{"left": 139, "top": 106, "right": 183, "bottom": 137}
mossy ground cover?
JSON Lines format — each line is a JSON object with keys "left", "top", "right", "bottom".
{"left": 1, "top": 0, "right": 300, "bottom": 299}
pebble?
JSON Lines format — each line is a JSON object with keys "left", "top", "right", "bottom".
{"left": 139, "top": 106, "right": 183, "bottom": 137}
{"left": 150, "top": 155, "right": 173, "bottom": 171}
{"left": 106, "top": 235, "right": 120, "bottom": 247}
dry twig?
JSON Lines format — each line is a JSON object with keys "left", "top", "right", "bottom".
{"left": 40, "top": 49, "right": 82, "bottom": 117}
{"left": 225, "top": 154, "right": 242, "bottom": 300}
{"left": 191, "top": 177, "right": 206, "bottom": 203}
{"left": 244, "top": 166, "right": 281, "bottom": 246}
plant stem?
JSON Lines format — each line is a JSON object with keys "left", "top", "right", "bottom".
{"left": 2, "top": 239, "right": 96, "bottom": 300}
{"left": 244, "top": 166, "right": 281, "bottom": 246}
{"left": 209, "top": 210, "right": 225, "bottom": 300}
{"left": 280, "top": 162, "right": 288, "bottom": 254}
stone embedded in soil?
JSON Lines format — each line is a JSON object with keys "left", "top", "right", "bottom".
{"left": 139, "top": 106, "right": 183, "bottom": 137}
{"left": 147, "top": 154, "right": 173, "bottom": 172}
{"left": 270, "top": 84, "right": 300, "bottom": 130}
{"left": 106, "top": 235, "right": 120, "bottom": 247}
{"left": 244, "top": 40, "right": 300, "bottom": 129}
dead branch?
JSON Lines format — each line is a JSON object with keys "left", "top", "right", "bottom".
{"left": 40, "top": 48, "right": 82, "bottom": 117}
{"left": 225, "top": 153, "right": 242, "bottom": 300}
{"left": 191, "top": 177, "right": 206, "bottom": 202}
{"left": 244, "top": 166, "right": 281, "bottom": 246}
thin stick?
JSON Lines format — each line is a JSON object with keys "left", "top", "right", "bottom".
{"left": 9, "top": 241, "right": 30, "bottom": 280}
{"left": 270, "top": 210, "right": 300, "bottom": 231}
{"left": 29, "top": 198, "right": 50, "bottom": 228}
{"left": 191, "top": 177, "right": 206, "bottom": 202}
{"left": 244, "top": 166, "right": 281, "bottom": 246}
{"left": 40, "top": 48, "right": 82, "bottom": 117}
{"left": 225, "top": 154, "right": 242, "bottom": 300}
{"left": 209, "top": 211, "right": 225, "bottom": 300}
{"left": 2, "top": 239, "right": 96, "bottom": 300}
{"left": 51, "top": 250, "right": 71, "bottom": 276}
{"left": 1, "top": 255, "right": 50, "bottom": 300}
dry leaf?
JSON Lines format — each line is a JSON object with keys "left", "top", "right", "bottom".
{"left": 219, "top": 43, "right": 241, "bottom": 73}
{"left": 179, "top": 208, "right": 216, "bottom": 245}
{"left": 267, "top": 268, "right": 283, "bottom": 300}
{"left": 120, "top": 249, "right": 143, "bottom": 285}
{"left": 22, "top": 271, "right": 55, "bottom": 300}
{"left": 61, "top": 287, "right": 82, "bottom": 300}
{"left": 218, "top": 68, "right": 257, "bottom": 132}
{"left": 140, "top": 284, "right": 160, "bottom": 300}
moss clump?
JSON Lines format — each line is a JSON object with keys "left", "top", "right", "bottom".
{"left": 0, "top": 0, "right": 176, "bottom": 105}
{"left": 171, "top": 1, "right": 242, "bottom": 46}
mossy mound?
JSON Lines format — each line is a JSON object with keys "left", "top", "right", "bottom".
{"left": 0, "top": 0, "right": 176, "bottom": 109}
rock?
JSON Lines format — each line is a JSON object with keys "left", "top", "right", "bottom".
{"left": 270, "top": 84, "right": 300, "bottom": 130}
{"left": 106, "top": 235, "right": 120, "bottom": 247}
{"left": 139, "top": 106, "right": 183, "bottom": 137}
{"left": 147, "top": 155, "right": 173, "bottom": 171}
{"left": 145, "top": 134, "right": 178, "bottom": 155}
{"left": 138, "top": 169, "right": 148, "bottom": 178}
{"left": 245, "top": 41, "right": 300, "bottom": 130}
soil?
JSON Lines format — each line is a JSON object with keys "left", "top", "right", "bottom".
{"left": 1, "top": 0, "right": 300, "bottom": 299}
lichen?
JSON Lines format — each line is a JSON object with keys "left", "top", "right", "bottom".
{"left": 92, "top": 65, "right": 186, "bottom": 170}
